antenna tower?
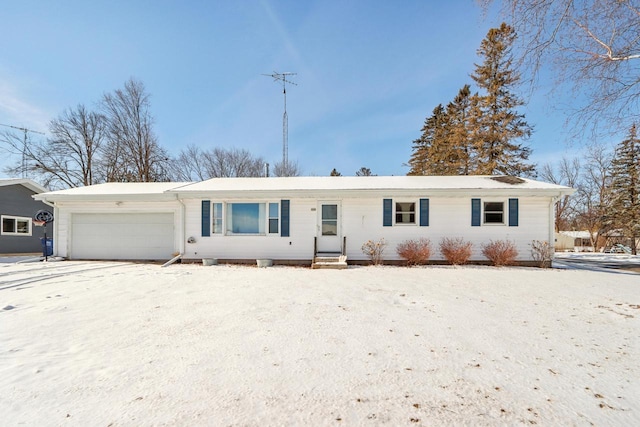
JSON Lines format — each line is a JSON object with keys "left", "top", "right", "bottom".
{"left": 263, "top": 71, "right": 297, "bottom": 167}
{"left": 0, "top": 123, "right": 45, "bottom": 178}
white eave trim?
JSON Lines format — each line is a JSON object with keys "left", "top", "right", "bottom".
{"left": 170, "top": 187, "right": 575, "bottom": 199}
{"left": 33, "top": 194, "right": 181, "bottom": 203}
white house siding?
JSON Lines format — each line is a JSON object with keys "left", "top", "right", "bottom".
{"left": 183, "top": 195, "right": 552, "bottom": 262}
{"left": 53, "top": 201, "right": 182, "bottom": 260}
{"left": 182, "top": 198, "right": 318, "bottom": 261}
{"left": 340, "top": 196, "right": 551, "bottom": 262}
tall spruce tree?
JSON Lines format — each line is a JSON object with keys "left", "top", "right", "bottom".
{"left": 408, "top": 104, "right": 452, "bottom": 175}
{"left": 471, "top": 22, "right": 534, "bottom": 176}
{"left": 444, "top": 85, "right": 476, "bottom": 175}
{"left": 608, "top": 123, "right": 640, "bottom": 254}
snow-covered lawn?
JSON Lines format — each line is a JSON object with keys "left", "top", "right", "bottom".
{"left": 1, "top": 261, "right": 639, "bottom": 426}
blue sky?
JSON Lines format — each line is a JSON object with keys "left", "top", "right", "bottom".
{"left": 0, "top": 0, "right": 594, "bottom": 178}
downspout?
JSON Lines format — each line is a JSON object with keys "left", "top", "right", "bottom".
{"left": 176, "top": 196, "right": 186, "bottom": 256}
{"left": 549, "top": 194, "right": 560, "bottom": 257}
{"left": 163, "top": 195, "right": 186, "bottom": 268}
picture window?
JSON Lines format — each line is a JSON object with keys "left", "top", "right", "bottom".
{"left": 226, "top": 203, "right": 266, "bottom": 234}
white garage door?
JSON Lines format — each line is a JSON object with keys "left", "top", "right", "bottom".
{"left": 71, "top": 213, "right": 174, "bottom": 260}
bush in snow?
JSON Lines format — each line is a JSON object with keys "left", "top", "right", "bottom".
{"left": 361, "top": 238, "right": 387, "bottom": 265}
{"left": 481, "top": 240, "right": 518, "bottom": 266}
{"left": 439, "top": 237, "right": 473, "bottom": 265}
{"left": 530, "top": 240, "right": 553, "bottom": 268}
{"left": 396, "top": 238, "right": 432, "bottom": 266}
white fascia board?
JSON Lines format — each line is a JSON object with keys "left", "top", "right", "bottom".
{"left": 173, "top": 187, "right": 575, "bottom": 200}
{"left": 33, "top": 193, "right": 180, "bottom": 204}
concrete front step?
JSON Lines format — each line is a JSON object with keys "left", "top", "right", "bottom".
{"left": 312, "top": 254, "right": 348, "bottom": 269}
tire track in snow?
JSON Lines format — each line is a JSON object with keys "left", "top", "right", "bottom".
{"left": 0, "top": 263, "right": 136, "bottom": 291}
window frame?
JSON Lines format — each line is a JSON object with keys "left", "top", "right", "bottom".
{"left": 483, "top": 201, "right": 505, "bottom": 225}
{"left": 394, "top": 201, "right": 417, "bottom": 225}
{"left": 1, "top": 215, "right": 33, "bottom": 236}
{"left": 268, "top": 202, "right": 279, "bottom": 234}
{"left": 211, "top": 201, "right": 282, "bottom": 236}
{"left": 321, "top": 203, "right": 339, "bottom": 236}
{"left": 212, "top": 202, "right": 223, "bottom": 234}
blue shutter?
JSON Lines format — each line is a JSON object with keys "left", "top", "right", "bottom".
{"left": 471, "top": 198, "right": 481, "bottom": 226}
{"left": 281, "top": 200, "right": 290, "bottom": 237}
{"left": 383, "top": 199, "right": 392, "bottom": 226}
{"left": 201, "top": 200, "right": 211, "bottom": 236}
{"left": 419, "top": 198, "right": 429, "bottom": 226}
{"left": 509, "top": 198, "right": 519, "bottom": 227}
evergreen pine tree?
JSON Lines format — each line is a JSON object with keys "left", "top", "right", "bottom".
{"left": 445, "top": 85, "right": 475, "bottom": 175}
{"left": 470, "top": 23, "right": 534, "bottom": 176}
{"left": 407, "top": 104, "right": 451, "bottom": 175}
{"left": 608, "top": 123, "right": 640, "bottom": 254}
{"left": 408, "top": 107, "right": 436, "bottom": 175}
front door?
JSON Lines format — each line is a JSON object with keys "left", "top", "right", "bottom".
{"left": 317, "top": 201, "right": 341, "bottom": 253}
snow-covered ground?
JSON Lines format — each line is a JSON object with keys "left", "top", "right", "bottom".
{"left": 555, "top": 251, "right": 640, "bottom": 264}
{"left": 1, "top": 261, "right": 639, "bottom": 426}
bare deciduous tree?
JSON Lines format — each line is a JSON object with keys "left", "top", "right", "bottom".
{"left": 205, "top": 147, "right": 266, "bottom": 178}
{"left": 541, "top": 157, "right": 581, "bottom": 231}
{"left": 1, "top": 105, "right": 106, "bottom": 189}
{"left": 273, "top": 160, "right": 301, "bottom": 177}
{"left": 575, "top": 143, "right": 613, "bottom": 250}
{"left": 168, "top": 145, "right": 210, "bottom": 182}
{"left": 101, "top": 78, "right": 170, "bottom": 182}
{"left": 481, "top": 0, "right": 640, "bottom": 134}
{"left": 169, "top": 145, "right": 267, "bottom": 181}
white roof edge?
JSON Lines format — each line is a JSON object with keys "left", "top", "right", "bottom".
{"left": 0, "top": 178, "right": 47, "bottom": 194}
{"left": 32, "top": 176, "right": 575, "bottom": 201}
{"left": 33, "top": 182, "right": 191, "bottom": 202}
{"left": 168, "top": 176, "right": 575, "bottom": 196}
{"left": 171, "top": 187, "right": 574, "bottom": 199}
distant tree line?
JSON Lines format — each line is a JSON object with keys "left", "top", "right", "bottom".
{"left": 543, "top": 123, "right": 639, "bottom": 254}
{"left": 329, "top": 167, "right": 376, "bottom": 176}
{"left": 0, "top": 78, "right": 299, "bottom": 189}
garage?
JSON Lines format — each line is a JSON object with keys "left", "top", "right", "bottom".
{"left": 70, "top": 213, "right": 174, "bottom": 260}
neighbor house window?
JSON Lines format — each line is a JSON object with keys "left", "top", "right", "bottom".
{"left": 1, "top": 215, "right": 32, "bottom": 236}
{"left": 212, "top": 203, "right": 223, "bottom": 234}
{"left": 268, "top": 203, "right": 279, "bottom": 234}
{"left": 395, "top": 202, "right": 416, "bottom": 224}
{"left": 226, "top": 203, "right": 266, "bottom": 234}
{"left": 484, "top": 202, "right": 504, "bottom": 224}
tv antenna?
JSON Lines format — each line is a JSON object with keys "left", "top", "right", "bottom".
{"left": 0, "top": 123, "right": 45, "bottom": 178}
{"left": 263, "top": 71, "right": 297, "bottom": 168}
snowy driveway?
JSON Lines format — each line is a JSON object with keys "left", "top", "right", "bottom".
{"left": 0, "top": 255, "right": 43, "bottom": 264}
{"left": 554, "top": 252, "right": 640, "bottom": 274}
{"left": 2, "top": 261, "right": 639, "bottom": 426}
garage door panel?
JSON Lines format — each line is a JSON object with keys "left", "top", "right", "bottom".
{"left": 71, "top": 213, "right": 174, "bottom": 260}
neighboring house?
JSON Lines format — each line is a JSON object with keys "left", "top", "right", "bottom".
{"left": 34, "top": 176, "right": 574, "bottom": 265}
{"left": 0, "top": 178, "right": 49, "bottom": 254}
{"left": 555, "top": 231, "right": 594, "bottom": 252}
